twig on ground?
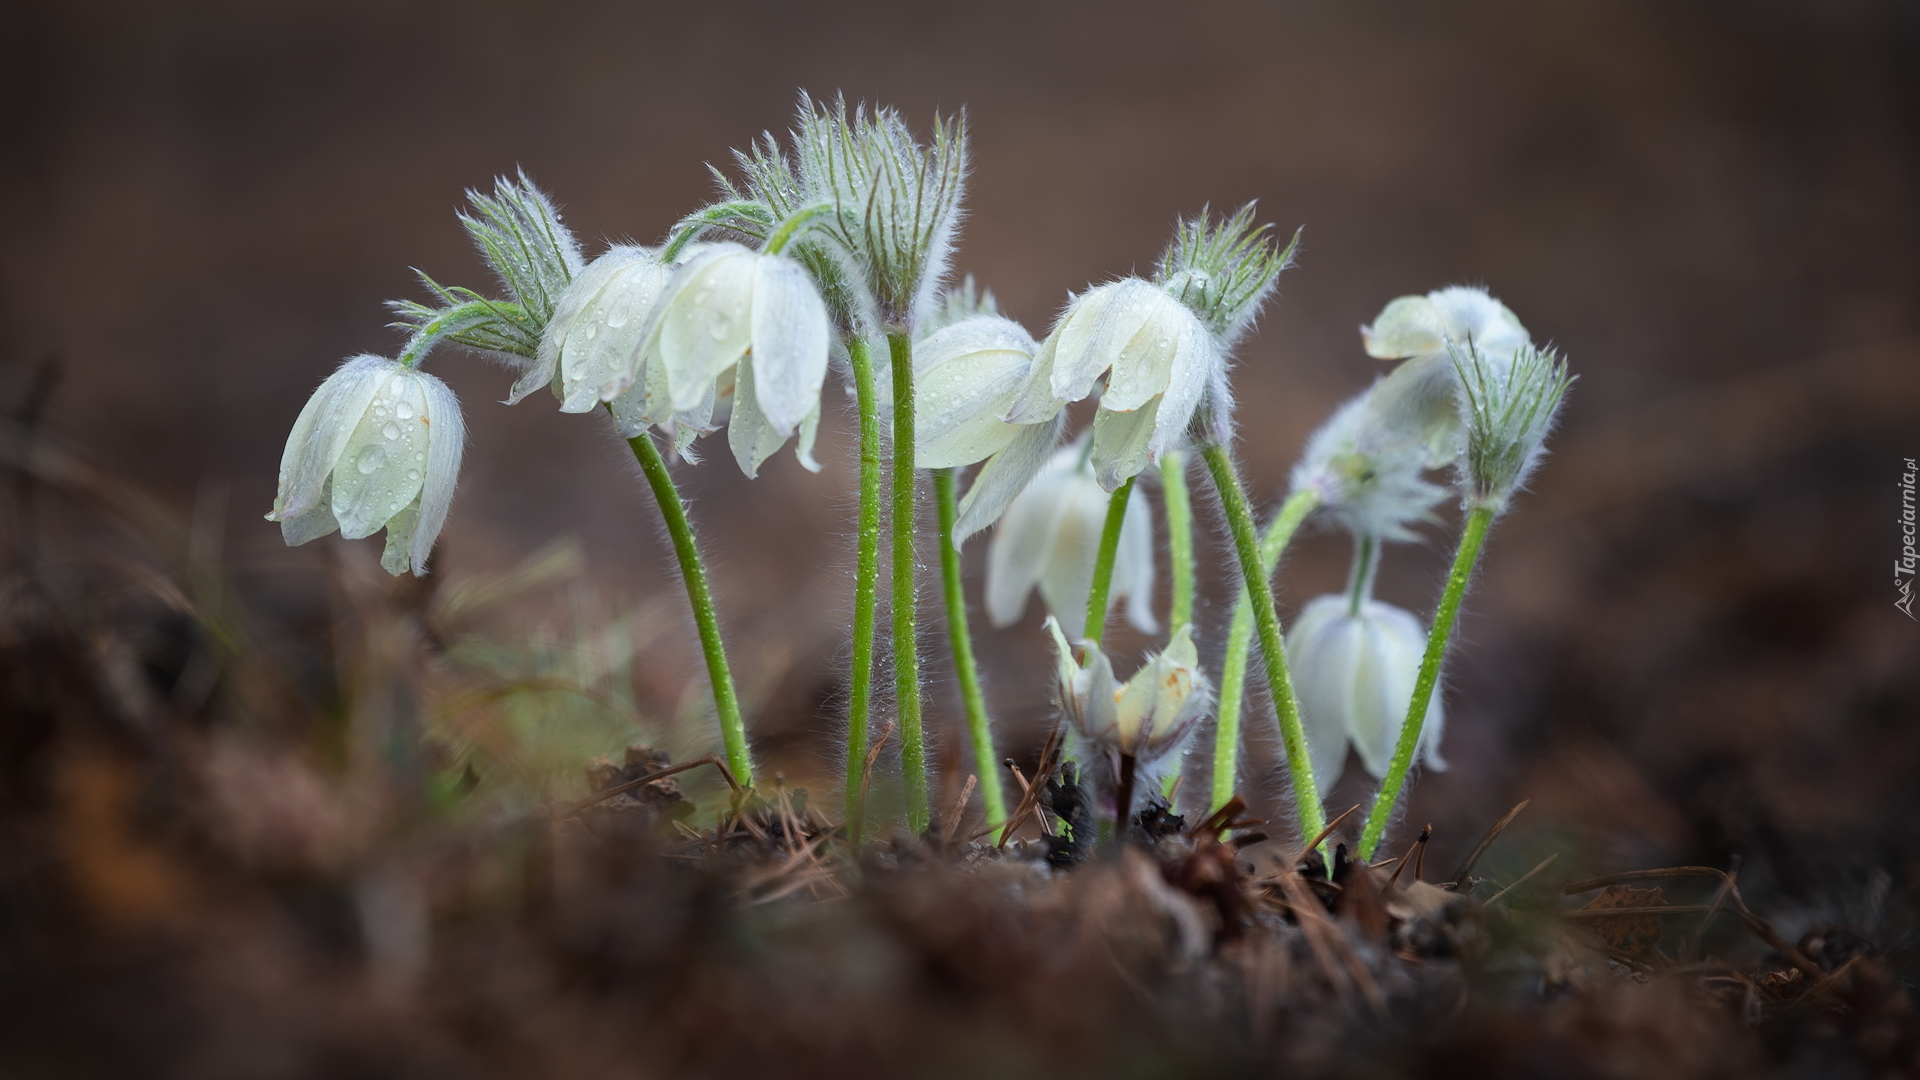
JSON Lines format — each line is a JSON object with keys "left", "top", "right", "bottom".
{"left": 1448, "top": 800, "right": 1529, "bottom": 886}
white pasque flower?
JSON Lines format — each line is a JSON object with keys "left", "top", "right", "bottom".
{"left": 1046, "top": 617, "right": 1211, "bottom": 808}
{"left": 986, "top": 439, "right": 1155, "bottom": 640}
{"left": 636, "top": 241, "right": 830, "bottom": 476}
{"left": 1290, "top": 384, "right": 1448, "bottom": 543}
{"left": 1359, "top": 286, "right": 1532, "bottom": 468}
{"left": 1003, "top": 279, "right": 1219, "bottom": 492}
{"left": 517, "top": 244, "right": 670, "bottom": 411}
{"left": 913, "top": 314, "right": 1066, "bottom": 543}
{"left": 1285, "top": 595, "right": 1445, "bottom": 797}
{"left": 267, "top": 355, "right": 465, "bottom": 576}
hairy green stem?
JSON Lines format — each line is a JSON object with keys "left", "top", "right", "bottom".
{"left": 843, "top": 337, "right": 882, "bottom": 841}
{"left": 888, "top": 331, "right": 928, "bottom": 834}
{"left": 1200, "top": 447, "right": 1324, "bottom": 844}
{"left": 1211, "top": 488, "right": 1319, "bottom": 815}
{"left": 1160, "top": 452, "right": 1195, "bottom": 631}
{"left": 934, "top": 468, "right": 1007, "bottom": 828}
{"left": 1346, "top": 533, "right": 1380, "bottom": 617}
{"left": 1082, "top": 476, "right": 1136, "bottom": 647}
{"left": 1358, "top": 502, "right": 1495, "bottom": 860}
{"left": 625, "top": 428, "right": 752, "bottom": 788}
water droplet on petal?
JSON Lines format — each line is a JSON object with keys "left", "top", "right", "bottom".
{"left": 356, "top": 445, "right": 387, "bottom": 474}
{"left": 408, "top": 470, "right": 420, "bottom": 481}
{"left": 383, "top": 422, "right": 400, "bottom": 439}
{"left": 415, "top": 452, "right": 426, "bottom": 462}
{"left": 605, "top": 307, "right": 629, "bottom": 329}
{"left": 395, "top": 400, "right": 415, "bottom": 420}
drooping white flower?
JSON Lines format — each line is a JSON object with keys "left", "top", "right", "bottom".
{"left": 1284, "top": 594, "right": 1445, "bottom": 796}
{"left": 1360, "top": 286, "right": 1533, "bottom": 467}
{"left": 1290, "top": 384, "right": 1448, "bottom": 542}
{"left": 635, "top": 241, "right": 829, "bottom": 475}
{"left": 266, "top": 355, "right": 465, "bottom": 576}
{"left": 1004, "top": 279, "right": 1219, "bottom": 492}
{"left": 518, "top": 245, "right": 670, "bottom": 410}
{"left": 986, "top": 439, "right": 1155, "bottom": 639}
{"left": 1046, "top": 617, "right": 1211, "bottom": 811}
{"left": 912, "top": 314, "right": 1066, "bottom": 543}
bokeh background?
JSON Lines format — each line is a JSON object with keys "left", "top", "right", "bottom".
{"left": 4, "top": 0, "right": 1917, "bottom": 895}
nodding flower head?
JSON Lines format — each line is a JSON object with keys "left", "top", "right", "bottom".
{"left": 266, "top": 355, "right": 465, "bottom": 576}
{"left": 912, "top": 312, "right": 1066, "bottom": 543}
{"left": 999, "top": 208, "right": 1297, "bottom": 490}
{"left": 1046, "top": 617, "right": 1211, "bottom": 812}
{"left": 631, "top": 241, "right": 830, "bottom": 477}
{"left": 1359, "top": 286, "right": 1533, "bottom": 467}
{"left": 523, "top": 245, "right": 671, "bottom": 410}
{"left": 1002, "top": 279, "right": 1219, "bottom": 492}
{"left": 986, "top": 439, "right": 1156, "bottom": 640}
{"left": 1285, "top": 594, "right": 1445, "bottom": 797}
{"left": 1291, "top": 384, "right": 1448, "bottom": 542}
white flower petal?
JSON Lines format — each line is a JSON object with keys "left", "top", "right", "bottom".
{"left": 1034, "top": 465, "right": 1111, "bottom": 639}
{"left": 984, "top": 455, "right": 1073, "bottom": 628}
{"left": 277, "top": 483, "right": 340, "bottom": 547}
{"left": 953, "top": 410, "right": 1064, "bottom": 544}
{"left": 794, "top": 401, "right": 822, "bottom": 474}
{"left": 1361, "top": 295, "right": 1447, "bottom": 360}
{"left": 1285, "top": 595, "right": 1363, "bottom": 797}
{"left": 408, "top": 370, "right": 465, "bottom": 575}
{"left": 330, "top": 368, "right": 431, "bottom": 540}
{"left": 1427, "top": 286, "right": 1529, "bottom": 361}
{"left": 1089, "top": 396, "right": 1162, "bottom": 492}
{"left": 270, "top": 355, "right": 388, "bottom": 525}
{"left": 381, "top": 503, "right": 419, "bottom": 576}
{"left": 1112, "top": 482, "right": 1159, "bottom": 635}
{"left": 1050, "top": 280, "right": 1161, "bottom": 403}
{"left": 554, "top": 247, "right": 668, "bottom": 412}
{"left": 748, "top": 254, "right": 830, "bottom": 436}
{"left": 1000, "top": 330, "right": 1066, "bottom": 425}
{"left": 916, "top": 339, "right": 1031, "bottom": 469}
{"left": 1100, "top": 292, "right": 1194, "bottom": 412}
{"left": 727, "top": 358, "right": 786, "bottom": 479}
{"left": 1146, "top": 315, "right": 1214, "bottom": 461}
{"left": 647, "top": 244, "right": 756, "bottom": 412}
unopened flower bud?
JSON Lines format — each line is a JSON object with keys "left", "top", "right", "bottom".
{"left": 1046, "top": 618, "right": 1211, "bottom": 813}
{"left": 1455, "top": 341, "right": 1573, "bottom": 508}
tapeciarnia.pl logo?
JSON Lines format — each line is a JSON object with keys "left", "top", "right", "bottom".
{"left": 1898, "top": 457, "right": 1917, "bottom": 620}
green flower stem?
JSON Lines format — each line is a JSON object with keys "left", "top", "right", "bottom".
{"left": 888, "top": 330, "right": 929, "bottom": 835}
{"left": 1346, "top": 533, "right": 1379, "bottom": 617}
{"left": 844, "top": 336, "right": 883, "bottom": 841}
{"left": 1359, "top": 502, "right": 1495, "bottom": 860}
{"left": 1200, "top": 446, "right": 1324, "bottom": 844}
{"left": 1211, "top": 487, "right": 1318, "bottom": 815}
{"left": 934, "top": 468, "right": 1008, "bottom": 828}
{"left": 1160, "top": 452, "right": 1195, "bottom": 631}
{"left": 624, "top": 427, "right": 752, "bottom": 789}
{"left": 1082, "top": 476, "right": 1136, "bottom": 647}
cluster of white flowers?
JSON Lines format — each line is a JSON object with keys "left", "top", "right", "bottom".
{"left": 1276, "top": 285, "right": 1567, "bottom": 798}
{"left": 266, "top": 92, "right": 1571, "bottom": 851}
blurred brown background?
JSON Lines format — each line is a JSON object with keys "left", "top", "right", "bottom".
{"left": 4, "top": 0, "right": 1917, "bottom": 894}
